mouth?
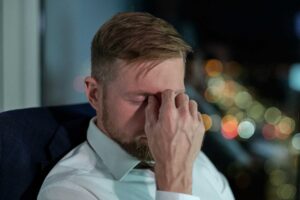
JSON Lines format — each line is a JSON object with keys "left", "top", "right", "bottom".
{"left": 138, "top": 136, "right": 148, "bottom": 143}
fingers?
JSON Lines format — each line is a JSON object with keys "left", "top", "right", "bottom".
{"left": 145, "top": 95, "right": 159, "bottom": 125}
{"left": 161, "top": 90, "right": 176, "bottom": 111}
{"left": 189, "top": 100, "right": 198, "bottom": 119}
{"left": 175, "top": 93, "right": 189, "bottom": 108}
{"left": 160, "top": 90, "right": 199, "bottom": 118}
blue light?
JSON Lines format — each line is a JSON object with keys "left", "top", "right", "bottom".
{"left": 295, "top": 12, "right": 300, "bottom": 39}
{"left": 289, "top": 64, "right": 300, "bottom": 92}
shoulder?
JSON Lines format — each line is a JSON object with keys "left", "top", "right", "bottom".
{"left": 39, "top": 141, "right": 112, "bottom": 194}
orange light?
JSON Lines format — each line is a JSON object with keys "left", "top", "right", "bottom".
{"left": 201, "top": 114, "right": 212, "bottom": 131}
{"left": 221, "top": 115, "right": 238, "bottom": 139}
{"left": 205, "top": 59, "right": 223, "bottom": 77}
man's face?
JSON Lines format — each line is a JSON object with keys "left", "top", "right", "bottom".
{"left": 91, "top": 58, "right": 185, "bottom": 161}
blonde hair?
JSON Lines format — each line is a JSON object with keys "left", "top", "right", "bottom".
{"left": 91, "top": 12, "right": 192, "bottom": 82}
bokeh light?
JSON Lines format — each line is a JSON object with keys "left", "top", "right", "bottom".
{"left": 234, "top": 91, "right": 253, "bottom": 109}
{"left": 262, "top": 124, "right": 277, "bottom": 140}
{"left": 204, "top": 88, "right": 219, "bottom": 103}
{"left": 234, "top": 111, "right": 246, "bottom": 121}
{"left": 210, "top": 114, "right": 221, "bottom": 132}
{"left": 291, "top": 133, "right": 300, "bottom": 151}
{"left": 277, "top": 117, "right": 295, "bottom": 136}
{"left": 238, "top": 119, "right": 256, "bottom": 139}
{"left": 223, "top": 80, "right": 238, "bottom": 98}
{"left": 264, "top": 107, "right": 282, "bottom": 125}
{"left": 270, "top": 169, "right": 287, "bottom": 186}
{"left": 221, "top": 115, "right": 238, "bottom": 139}
{"left": 246, "top": 101, "right": 265, "bottom": 122}
{"left": 218, "top": 97, "right": 234, "bottom": 110}
{"left": 207, "top": 76, "right": 225, "bottom": 90}
{"left": 276, "top": 184, "right": 296, "bottom": 200}
{"left": 201, "top": 114, "right": 212, "bottom": 131}
{"left": 289, "top": 63, "right": 300, "bottom": 91}
{"left": 204, "top": 59, "right": 223, "bottom": 77}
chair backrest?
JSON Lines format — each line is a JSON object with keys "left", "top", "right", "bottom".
{"left": 0, "top": 103, "right": 95, "bottom": 200}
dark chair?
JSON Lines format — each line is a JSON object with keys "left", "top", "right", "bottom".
{"left": 0, "top": 103, "right": 95, "bottom": 200}
{"left": 0, "top": 101, "right": 251, "bottom": 200}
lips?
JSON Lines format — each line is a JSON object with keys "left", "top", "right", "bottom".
{"left": 139, "top": 136, "right": 148, "bottom": 143}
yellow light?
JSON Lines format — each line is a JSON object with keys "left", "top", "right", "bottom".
{"left": 204, "top": 88, "right": 219, "bottom": 103}
{"left": 205, "top": 59, "right": 223, "bottom": 77}
{"left": 235, "top": 111, "right": 246, "bottom": 121}
{"left": 218, "top": 97, "right": 234, "bottom": 109}
{"left": 246, "top": 102, "right": 265, "bottom": 122}
{"left": 223, "top": 80, "right": 239, "bottom": 99}
{"left": 234, "top": 91, "right": 253, "bottom": 109}
{"left": 264, "top": 107, "right": 282, "bottom": 125}
{"left": 277, "top": 116, "right": 295, "bottom": 136}
{"left": 276, "top": 184, "right": 296, "bottom": 200}
{"left": 270, "top": 169, "right": 287, "bottom": 186}
{"left": 201, "top": 114, "right": 212, "bottom": 131}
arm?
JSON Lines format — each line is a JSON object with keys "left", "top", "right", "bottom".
{"left": 38, "top": 185, "right": 98, "bottom": 200}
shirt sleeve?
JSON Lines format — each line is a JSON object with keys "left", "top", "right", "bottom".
{"left": 156, "top": 191, "right": 200, "bottom": 200}
{"left": 37, "top": 185, "right": 98, "bottom": 200}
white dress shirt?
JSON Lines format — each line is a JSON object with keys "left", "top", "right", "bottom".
{"left": 38, "top": 117, "right": 235, "bottom": 200}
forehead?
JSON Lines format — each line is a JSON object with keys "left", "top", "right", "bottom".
{"left": 110, "top": 58, "right": 185, "bottom": 95}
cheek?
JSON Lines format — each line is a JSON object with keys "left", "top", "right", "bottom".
{"left": 109, "top": 101, "right": 145, "bottom": 129}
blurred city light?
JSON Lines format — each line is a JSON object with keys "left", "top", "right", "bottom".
{"left": 238, "top": 119, "right": 256, "bottom": 139}
{"left": 270, "top": 169, "right": 287, "bottom": 186}
{"left": 277, "top": 117, "right": 295, "bottom": 136}
{"left": 204, "top": 59, "right": 223, "bottom": 77}
{"left": 201, "top": 114, "right": 212, "bottom": 131}
{"left": 223, "top": 80, "right": 237, "bottom": 98}
{"left": 291, "top": 133, "right": 300, "bottom": 151}
{"left": 204, "top": 88, "right": 219, "bottom": 103}
{"left": 246, "top": 101, "right": 265, "bottom": 122}
{"left": 262, "top": 124, "right": 277, "bottom": 140}
{"left": 221, "top": 115, "right": 238, "bottom": 139}
{"left": 289, "top": 63, "right": 300, "bottom": 91}
{"left": 276, "top": 184, "right": 296, "bottom": 200}
{"left": 210, "top": 114, "right": 222, "bottom": 132}
{"left": 264, "top": 107, "right": 282, "bottom": 125}
{"left": 234, "top": 91, "right": 253, "bottom": 109}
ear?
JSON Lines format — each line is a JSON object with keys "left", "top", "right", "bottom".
{"left": 84, "top": 76, "right": 102, "bottom": 111}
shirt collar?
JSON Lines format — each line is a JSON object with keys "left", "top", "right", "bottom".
{"left": 87, "top": 117, "right": 140, "bottom": 181}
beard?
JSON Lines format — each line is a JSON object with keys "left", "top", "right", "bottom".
{"left": 101, "top": 88, "right": 153, "bottom": 162}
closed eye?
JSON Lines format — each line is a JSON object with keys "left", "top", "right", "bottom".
{"left": 128, "top": 96, "right": 147, "bottom": 105}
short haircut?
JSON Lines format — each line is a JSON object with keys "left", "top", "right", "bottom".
{"left": 91, "top": 12, "right": 192, "bottom": 82}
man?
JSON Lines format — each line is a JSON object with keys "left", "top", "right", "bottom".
{"left": 38, "top": 12, "right": 234, "bottom": 200}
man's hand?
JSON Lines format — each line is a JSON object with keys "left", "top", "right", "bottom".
{"left": 145, "top": 89, "right": 205, "bottom": 194}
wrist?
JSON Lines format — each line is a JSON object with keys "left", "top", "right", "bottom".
{"left": 155, "top": 165, "right": 193, "bottom": 194}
